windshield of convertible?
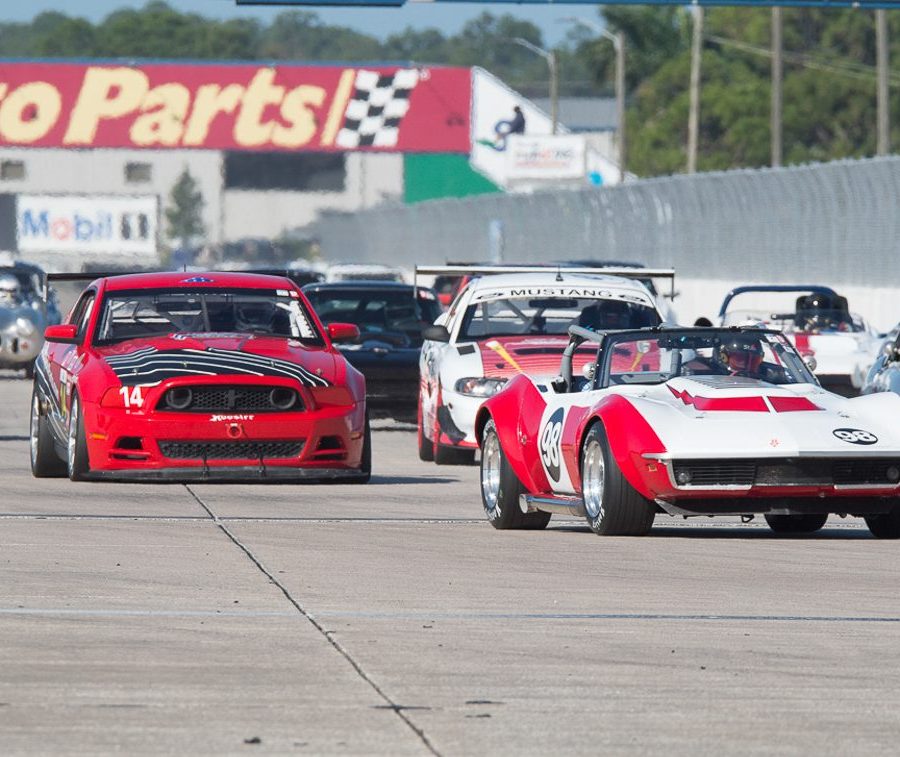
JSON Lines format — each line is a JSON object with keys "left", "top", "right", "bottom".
{"left": 94, "top": 288, "right": 323, "bottom": 345}
{"left": 600, "top": 330, "right": 815, "bottom": 387}
{"left": 459, "top": 292, "right": 659, "bottom": 340}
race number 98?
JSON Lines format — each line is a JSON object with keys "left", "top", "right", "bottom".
{"left": 832, "top": 428, "right": 878, "bottom": 445}
{"left": 540, "top": 408, "right": 564, "bottom": 481}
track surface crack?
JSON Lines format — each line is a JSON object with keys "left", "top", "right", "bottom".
{"left": 184, "top": 484, "right": 440, "bottom": 756}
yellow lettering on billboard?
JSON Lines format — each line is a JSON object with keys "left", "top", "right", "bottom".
{"left": 234, "top": 69, "right": 284, "bottom": 147}
{"left": 183, "top": 83, "right": 244, "bottom": 146}
{"left": 63, "top": 67, "right": 148, "bottom": 145}
{"left": 130, "top": 83, "right": 190, "bottom": 146}
{"left": 273, "top": 85, "right": 325, "bottom": 148}
{"left": 0, "top": 82, "right": 62, "bottom": 143}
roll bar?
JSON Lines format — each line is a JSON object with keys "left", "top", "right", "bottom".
{"left": 717, "top": 285, "right": 838, "bottom": 320}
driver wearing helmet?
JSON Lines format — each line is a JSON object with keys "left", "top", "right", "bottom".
{"left": 797, "top": 293, "right": 851, "bottom": 333}
{"left": 719, "top": 334, "right": 765, "bottom": 377}
{"left": 578, "top": 299, "right": 632, "bottom": 330}
{"left": 0, "top": 273, "right": 22, "bottom": 307}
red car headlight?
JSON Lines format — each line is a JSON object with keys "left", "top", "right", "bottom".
{"left": 100, "top": 388, "right": 126, "bottom": 408}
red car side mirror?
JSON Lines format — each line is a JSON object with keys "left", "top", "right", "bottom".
{"left": 44, "top": 324, "right": 79, "bottom": 344}
{"left": 327, "top": 322, "right": 360, "bottom": 344}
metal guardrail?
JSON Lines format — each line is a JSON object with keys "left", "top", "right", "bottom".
{"left": 307, "top": 156, "right": 900, "bottom": 290}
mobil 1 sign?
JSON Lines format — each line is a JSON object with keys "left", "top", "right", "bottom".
{"left": 16, "top": 194, "right": 158, "bottom": 256}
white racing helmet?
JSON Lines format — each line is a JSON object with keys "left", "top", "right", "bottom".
{"left": 0, "top": 273, "right": 21, "bottom": 304}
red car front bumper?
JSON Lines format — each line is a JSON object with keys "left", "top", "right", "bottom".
{"left": 80, "top": 391, "right": 366, "bottom": 481}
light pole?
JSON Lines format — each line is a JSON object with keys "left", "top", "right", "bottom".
{"left": 560, "top": 18, "right": 626, "bottom": 184}
{"left": 687, "top": 5, "right": 704, "bottom": 174}
{"left": 511, "top": 37, "right": 559, "bottom": 135}
{"left": 876, "top": 9, "right": 890, "bottom": 155}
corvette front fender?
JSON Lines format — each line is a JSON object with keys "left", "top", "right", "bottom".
{"left": 476, "top": 375, "right": 551, "bottom": 495}
{"left": 585, "top": 395, "right": 669, "bottom": 501}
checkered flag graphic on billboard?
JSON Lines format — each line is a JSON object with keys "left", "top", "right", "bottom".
{"left": 335, "top": 69, "right": 420, "bottom": 149}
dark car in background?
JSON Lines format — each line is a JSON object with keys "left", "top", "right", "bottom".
{"left": 303, "top": 281, "right": 441, "bottom": 422}
{"left": 245, "top": 267, "right": 325, "bottom": 288}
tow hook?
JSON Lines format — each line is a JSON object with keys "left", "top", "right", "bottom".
{"left": 741, "top": 514, "right": 755, "bottom": 523}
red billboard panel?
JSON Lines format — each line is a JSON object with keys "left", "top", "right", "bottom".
{"left": 0, "top": 62, "right": 471, "bottom": 153}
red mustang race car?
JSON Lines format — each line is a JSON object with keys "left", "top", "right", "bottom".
{"left": 30, "top": 272, "right": 370, "bottom": 482}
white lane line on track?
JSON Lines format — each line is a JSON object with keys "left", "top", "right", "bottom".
{"left": 312, "top": 611, "right": 900, "bottom": 623}
{"left": 0, "top": 608, "right": 296, "bottom": 618}
{"left": 0, "top": 514, "right": 484, "bottom": 524}
{"left": 183, "top": 484, "right": 443, "bottom": 757}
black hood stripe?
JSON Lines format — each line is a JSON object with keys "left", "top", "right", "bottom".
{"left": 106, "top": 347, "right": 330, "bottom": 387}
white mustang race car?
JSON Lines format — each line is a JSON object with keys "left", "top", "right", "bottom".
{"left": 475, "top": 325, "right": 900, "bottom": 538}
{"left": 717, "top": 285, "right": 881, "bottom": 396}
{"left": 417, "top": 266, "right": 672, "bottom": 464}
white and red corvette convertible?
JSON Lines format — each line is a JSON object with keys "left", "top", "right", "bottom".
{"left": 475, "top": 326, "right": 900, "bottom": 538}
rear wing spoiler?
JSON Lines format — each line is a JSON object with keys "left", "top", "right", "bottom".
{"left": 43, "top": 271, "right": 156, "bottom": 301}
{"left": 414, "top": 265, "right": 677, "bottom": 299}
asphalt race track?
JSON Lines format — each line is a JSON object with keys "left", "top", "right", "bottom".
{"left": 2, "top": 373, "right": 900, "bottom": 754}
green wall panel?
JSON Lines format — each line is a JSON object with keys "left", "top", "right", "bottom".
{"left": 404, "top": 153, "right": 500, "bottom": 204}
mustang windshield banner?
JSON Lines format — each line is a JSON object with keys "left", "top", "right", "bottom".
{"left": 0, "top": 62, "right": 471, "bottom": 152}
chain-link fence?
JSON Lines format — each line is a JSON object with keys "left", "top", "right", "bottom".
{"left": 308, "top": 156, "right": 900, "bottom": 288}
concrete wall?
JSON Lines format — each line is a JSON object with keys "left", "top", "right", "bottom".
{"left": 0, "top": 147, "right": 404, "bottom": 248}
{"left": 0, "top": 147, "right": 223, "bottom": 244}
{"left": 221, "top": 153, "right": 403, "bottom": 239}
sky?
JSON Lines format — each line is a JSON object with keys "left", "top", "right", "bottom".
{"left": 1, "top": 0, "right": 605, "bottom": 47}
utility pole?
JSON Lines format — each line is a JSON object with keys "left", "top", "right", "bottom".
{"left": 771, "top": 7, "right": 783, "bottom": 167}
{"left": 687, "top": 5, "right": 704, "bottom": 174}
{"left": 615, "top": 30, "right": 626, "bottom": 182}
{"left": 876, "top": 9, "right": 889, "bottom": 156}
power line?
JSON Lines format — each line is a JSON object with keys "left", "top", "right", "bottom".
{"left": 706, "top": 33, "right": 900, "bottom": 85}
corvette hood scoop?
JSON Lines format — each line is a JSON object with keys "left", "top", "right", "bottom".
{"left": 96, "top": 335, "right": 334, "bottom": 387}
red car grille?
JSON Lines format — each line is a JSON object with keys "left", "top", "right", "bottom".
{"left": 156, "top": 385, "right": 304, "bottom": 413}
{"left": 158, "top": 440, "right": 305, "bottom": 460}
{"left": 672, "top": 458, "right": 900, "bottom": 487}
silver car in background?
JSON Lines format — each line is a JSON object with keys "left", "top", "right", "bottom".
{"left": 0, "top": 261, "right": 60, "bottom": 377}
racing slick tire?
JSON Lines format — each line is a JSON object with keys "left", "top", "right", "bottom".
{"left": 66, "top": 395, "right": 90, "bottom": 482}
{"left": 30, "top": 386, "right": 65, "bottom": 478}
{"left": 764, "top": 513, "right": 828, "bottom": 534}
{"left": 417, "top": 398, "right": 434, "bottom": 462}
{"left": 480, "top": 419, "right": 550, "bottom": 530}
{"left": 349, "top": 414, "right": 372, "bottom": 484}
{"left": 864, "top": 508, "right": 900, "bottom": 539}
{"left": 581, "top": 423, "right": 655, "bottom": 536}
{"left": 435, "top": 441, "right": 475, "bottom": 466}
{"left": 433, "top": 412, "right": 475, "bottom": 465}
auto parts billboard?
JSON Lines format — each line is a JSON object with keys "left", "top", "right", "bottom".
{"left": 0, "top": 62, "right": 471, "bottom": 153}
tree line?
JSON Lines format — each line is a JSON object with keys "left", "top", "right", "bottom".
{"left": 1, "top": 1, "right": 896, "bottom": 176}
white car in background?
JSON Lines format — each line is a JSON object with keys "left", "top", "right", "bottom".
{"left": 325, "top": 263, "right": 407, "bottom": 283}
{"left": 416, "top": 266, "right": 673, "bottom": 464}
{"left": 716, "top": 285, "right": 882, "bottom": 396}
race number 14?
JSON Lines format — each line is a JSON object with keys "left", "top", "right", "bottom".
{"left": 119, "top": 386, "right": 144, "bottom": 409}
